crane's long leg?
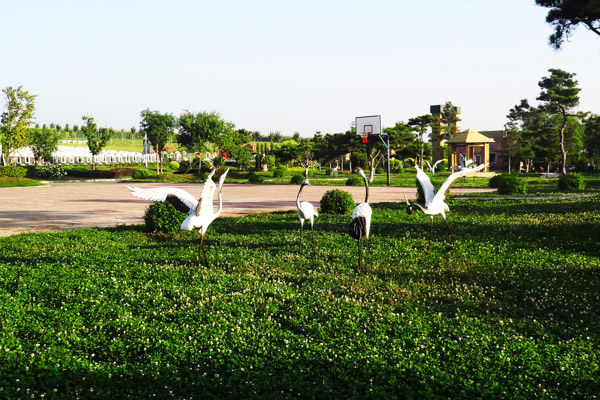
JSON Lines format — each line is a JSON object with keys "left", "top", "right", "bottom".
{"left": 443, "top": 216, "right": 455, "bottom": 246}
{"left": 365, "top": 236, "right": 369, "bottom": 271}
{"left": 198, "top": 233, "right": 208, "bottom": 268}
{"left": 357, "top": 234, "right": 362, "bottom": 272}
{"left": 299, "top": 222, "right": 303, "bottom": 253}
{"left": 310, "top": 222, "right": 316, "bottom": 252}
{"left": 428, "top": 216, "right": 434, "bottom": 249}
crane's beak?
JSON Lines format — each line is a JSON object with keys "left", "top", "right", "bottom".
{"left": 218, "top": 168, "right": 230, "bottom": 191}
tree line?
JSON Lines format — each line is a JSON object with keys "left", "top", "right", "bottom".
{"left": 2, "top": 68, "right": 599, "bottom": 175}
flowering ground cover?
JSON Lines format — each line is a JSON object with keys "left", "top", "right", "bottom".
{"left": 0, "top": 197, "right": 599, "bottom": 399}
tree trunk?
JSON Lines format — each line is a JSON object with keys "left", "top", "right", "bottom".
{"left": 560, "top": 112, "right": 568, "bottom": 174}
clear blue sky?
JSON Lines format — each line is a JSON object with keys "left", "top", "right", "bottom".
{"left": 1, "top": 0, "right": 599, "bottom": 136}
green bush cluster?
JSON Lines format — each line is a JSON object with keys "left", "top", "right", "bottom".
{"left": 143, "top": 201, "right": 187, "bottom": 233}
{"left": 169, "top": 161, "right": 180, "bottom": 171}
{"left": 63, "top": 167, "right": 116, "bottom": 179}
{"left": 497, "top": 174, "right": 528, "bottom": 195}
{"left": 248, "top": 172, "right": 265, "bottom": 184}
{"left": 320, "top": 189, "right": 355, "bottom": 215}
{"left": 32, "top": 165, "right": 67, "bottom": 179}
{"left": 290, "top": 174, "right": 304, "bottom": 185}
{"left": 558, "top": 173, "right": 585, "bottom": 190}
{"left": 273, "top": 166, "right": 287, "bottom": 178}
{"left": 345, "top": 174, "right": 363, "bottom": 186}
{"left": 0, "top": 165, "right": 27, "bottom": 178}
{"left": 488, "top": 174, "right": 502, "bottom": 188}
{"left": 132, "top": 169, "right": 150, "bottom": 179}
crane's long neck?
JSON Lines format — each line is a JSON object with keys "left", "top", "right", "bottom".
{"left": 363, "top": 175, "right": 369, "bottom": 203}
{"left": 411, "top": 202, "right": 426, "bottom": 213}
{"left": 296, "top": 184, "right": 304, "bottom": 210}
{"left": 214, "top": 188, "right": 224, "bottom": 219}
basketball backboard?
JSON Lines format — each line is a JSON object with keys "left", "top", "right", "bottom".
{"left": 355, "top": 115, "right": 382, "bottom": 136}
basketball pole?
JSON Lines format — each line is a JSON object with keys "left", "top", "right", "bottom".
{"left": 377, "top": 134, "right": 391, "bottom": 186}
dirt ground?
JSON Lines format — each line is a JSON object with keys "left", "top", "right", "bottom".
{"left": 0, "top": 181, "right": 494, "bottom": 237}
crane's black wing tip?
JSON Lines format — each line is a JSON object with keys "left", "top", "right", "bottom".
{"left": 349, "top": 216, "right": 367, "bottom": 239}
{"left": 166, "top": 194, "right": 191, "bottom": 214}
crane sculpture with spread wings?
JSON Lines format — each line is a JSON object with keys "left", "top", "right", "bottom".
{"left": 405, "top": 164, "right": 487, "bottom": 248}
{"left": 128, "top": 168, "right": 229, "bottom": 267}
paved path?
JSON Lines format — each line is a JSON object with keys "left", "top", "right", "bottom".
{"left": 0, "top": 181, "right": 495, "bottom": 237}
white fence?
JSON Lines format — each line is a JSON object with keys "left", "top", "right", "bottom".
{"left": 6, "top": 146, "right": 207, "bottom": 166}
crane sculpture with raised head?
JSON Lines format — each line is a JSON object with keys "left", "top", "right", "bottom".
{"left": 405, "top": 164, "right": 487, "bottom": 248}
{"left": 425, "top": 159, "right": 444, "bottom": 175}
{"left": 348, "top": 168, "right": 372, "bottom": 271}
{"left": 128, "top": 168, "right": 229, "bottom": 267}
{"left": 296, "top": 179, "right": 318, "bottom": 252}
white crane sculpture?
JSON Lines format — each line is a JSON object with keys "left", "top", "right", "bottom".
{"left": 128, "top": 168, "right": 229, "bottom": 267}
{"left": 405, "top": 164, "right": 487, "bottom": 248}
{"left": 425, "top": 159, "right": 444, "bottom": 175}
{"left": 348, "top": 168, "right": 372, "bottom": 271}
{"left": 296, "top": 179, "right": 318, "bottom": 252}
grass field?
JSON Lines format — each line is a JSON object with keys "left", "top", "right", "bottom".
{"left": 1, "top": 196, "right": 599, "bottom": 399}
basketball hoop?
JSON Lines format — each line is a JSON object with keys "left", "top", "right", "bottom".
{"left": 360, "top": 132, "right": 370, "bottom": 144}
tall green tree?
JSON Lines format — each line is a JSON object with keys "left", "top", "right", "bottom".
{"left": 583, "top": 114, "right": 600, "bottom": 160}
{"left": 505, "top": 99, "right": 534, "bottom": 173}
{"left": 537, "top": 68, "right": 581, "bottom": 174}
{"left": 140, "top": 109, "right": 176, "bottom": 175}
{"left": 178, "top": 111, "right": 226, "bottom": 173}
{"left": 0, "top": 86, "right": 36, "bottom": 165}
{"left": 81, "top": 116, "right": 112, "bottom": 170}
{"left": 408, "top": 114, "right": 435, "bottom": 168}
{"left": 441, "top": 101, "right": 461, "bottom": 140}
{"left": 30, "top": 126, "right": 59, "bottom": 164}
{"left": 535, "top": 0, "right": 600, "bottom": 49}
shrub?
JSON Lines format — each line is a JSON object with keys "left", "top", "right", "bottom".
{"left": 497, "top": 174, "right": 528, "bottom": 195}
{"left": 395, "top": 167, "right": 405, "bottom": 174}
{"left": 132, "top": 169, "right": 150, "bottom": 179}
{"left": 0, "top": 165, "right": 27, "bottom": 178}
{"left": 63, "top": 168, "right": 116, "bottom": 179}
{"left": 32, "top": 165, "right": 67, "bottom": 179}
{"left": 488, "top": 174, "right": 502, "bottom": 188}
{"left": 290, "top": 174, "right": 304, "bottom": 185}
{"left": 375, "top": 167, "right": 385, "bottom": 174}
{"left": 143, "top": 201, "right": 187, "bottom": 233}
{"left": 273, "top": 166, "right": 287, "bottom": 178}
{"left": 345, "top": 174, "right": 363, "bottom": 186}
{"left": 169, "top": 161, "right": 180, "bottom": 171}
{"left": 320, "top": 189, "right": 355, "bottom": 215}
{"left": 248, "top": 172, "right": 265, "bottom": 184}
{"left": 558, "top": 173, "right": 585, "bottom": 190}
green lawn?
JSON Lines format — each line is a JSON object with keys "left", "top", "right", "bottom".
{"left": 1, "top": 197, "right": 599, "bottom": 399}
{"left": 0, "top": 177, "right": 44, "bottom": 187}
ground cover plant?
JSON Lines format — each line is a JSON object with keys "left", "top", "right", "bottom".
{"left": 1, "top": 196, "right": 599, "bottom": 399}
{"left": 0, "top": 177, "right": 44, "bottom": 187}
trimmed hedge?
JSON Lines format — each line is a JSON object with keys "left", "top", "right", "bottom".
{"left": 273, "top": 166, "right": 287, "bottom": 178}
{"left": 497, "top": 174, "right": 528, "bottom": 195}
{"left": 558, "top": 173, "right": 585, "bottom": 190}
{"left": 0, "top": 165, "right": 27, "bottom": 178}
{"left": 320, "top": 189, "right": 355, "bottom": 215}
{"left": 248, "top": 172, "right": 265, "bottom": 184}
{"left": 345, "top": 175, "right": 363, "bottom": 186}
{"left": 132, "top": 169, "right": 150, "bottom": 179}
{"left": 143, "top": 201, "right": 187, "bottom": 233}
{"left": 290, "top": 174, "right": 304, "bottom": 185}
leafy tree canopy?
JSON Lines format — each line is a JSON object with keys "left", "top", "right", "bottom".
{"left": 1, "top": 86, "right": 36, "bottom": 165}
{"left": 536, "top": 0, "right": 600, "bottom": 49}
